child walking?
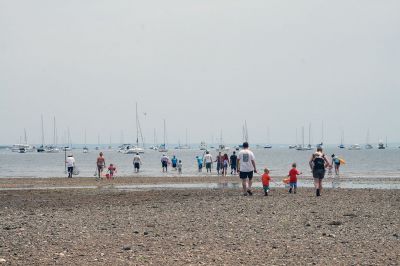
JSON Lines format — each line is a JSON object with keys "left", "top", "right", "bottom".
{"left": 107, "top": 163, "right": 117, "bottom": 180}
{"left": 177, "top": 160, "right": 183, "bottom": 174}
{"left": 288, "top": 163, "right": 302, "bottom": 194}
{"left": 261, "top": 168, "right": 272, "bottom": 196}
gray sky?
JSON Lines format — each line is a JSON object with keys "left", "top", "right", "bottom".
{"left": 1, "top": 0, "right": 399, "bottom": 145}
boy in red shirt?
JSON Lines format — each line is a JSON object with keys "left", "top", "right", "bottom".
{"left": 288, "top": 163, "right": 302, "bottom": 194}
{"left": 261, "top": 168, "right": 272, "bottom": 196}
{"left": 107, "top": 163, "right": 117, "bottom": 180}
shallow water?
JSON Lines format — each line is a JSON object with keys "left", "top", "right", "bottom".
{"left": 0, "top": 180, "right": 399, "bottom": 191}
{"left": 0, "top": 147, "right": 399, "bottom": 179}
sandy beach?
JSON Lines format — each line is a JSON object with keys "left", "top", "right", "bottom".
{"left": 0, "top": 177, "right": 399, "bottom": 265}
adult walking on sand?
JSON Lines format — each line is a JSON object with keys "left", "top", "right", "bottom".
{"left": 96, "top": 152, "right": 106, "bottom": 179}
{"left": 309, "top": 147, "right": 331, "bottom": 196}
{"left": 65, "top": 154, "right": 75, "bottom": 178}
{"left": 237, "top": 142, "right": 257, "bottom": 196}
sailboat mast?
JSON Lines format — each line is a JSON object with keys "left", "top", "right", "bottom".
{"left": 136, "top": 102, "right": 139, "bottom": 147}
{"left": 321, "top": 121, "right": 324, "bottom": 144}
{"left": 41, "top": 115, "right": 45, "bottom": 146}
{"left": 24, "top": 128, "right": 27, "bottom": 144}
{"left": 164, "top": 119, "right": 167, "bottom": 146}
{"left": 302, "top": 126, "right": 305, "bottom": 147}
{"left": 53, "top": 117, "right": 56, "bottom": 146}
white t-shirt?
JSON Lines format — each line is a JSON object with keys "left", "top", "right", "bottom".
{"left": 238, "top": 149, "right": 255, "bottom": 172}
{"left": 133, "top": 155, "right": 141, "bottom": 163}
{"left": 204, "top": 154, "right": 213, "bottom": 163}
{"left": 66, "top": 157, "right": 75, "bottom": 167}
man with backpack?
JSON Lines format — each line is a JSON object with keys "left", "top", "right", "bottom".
{"left": 309, "top": 147, "right": 331, "bottom": 197}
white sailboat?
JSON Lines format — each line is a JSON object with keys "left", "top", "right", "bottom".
{"left": 83, "top": 130, "right": 89, "bottom": 153}
{"left": 264, "top": 126, "right": 272, "bottom": 149}
{"left": 179, "top": 129, "right": 191, "bottom": 149}
{"left": 349, "top": 144, "right": 361, "bottom": 150}
{"left": 216, "top": 130, "right": 230, "bottom": 152}
{"left": 149, "top": 128, "right": 159, "bottom": 150}
{"left": 126, "top": 103, "right": 145, "bottom": 154}
{"left": 199, "top": 141, "right": 207, "bottom": 150}
{"left": 316, "top": 121, "right": 324, "bottom": 148}
{"left": 46, "top": 117, "right": 60, "bottom": 153}
{"left": 159, "top": 119, "right": 168, "bottom": 152}
{"left": 12, "top": 129, "right": 33, "bottom": 153}
{"left": 289, "top": 128, "right": 298, "bottom": 149}
{"left": 296, "top": 126, "right": 310, "bottom": 151}
{"left": 365, "top": 129, "right": 373, "bottom": 149}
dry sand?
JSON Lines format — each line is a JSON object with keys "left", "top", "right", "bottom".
{"left": 0, "top": 178, "right": 399, "bottom": 265}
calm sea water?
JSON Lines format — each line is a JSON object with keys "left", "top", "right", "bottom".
{"left": 0, "top": 147, "right": 399, "bottom": 178}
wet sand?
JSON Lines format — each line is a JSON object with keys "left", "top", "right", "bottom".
{"left": 0, "top": 181, "right": 399, "bottom": 265}
{"left": 1, "top": 175, "right": 399, "bottom": 189}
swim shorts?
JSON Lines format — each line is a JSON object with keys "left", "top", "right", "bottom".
{"left": 134, "top": 162, "right": 140, "bottom": 169}
{"left": 313, "top": 169, "right": 325, "bottom": 179}
{"left": 239, "top": 171, "right": 253, "bottom": 180}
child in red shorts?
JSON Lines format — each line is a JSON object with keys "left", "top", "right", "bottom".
{"left": 288, "top": 163, "right": 302, "bottom": 194}
{"left": 261, "top": 168, "right": 272, "bottom": 196}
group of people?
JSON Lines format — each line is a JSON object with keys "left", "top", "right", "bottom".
{"left": 66, "top": 143, "right": 334, "bottom": 197}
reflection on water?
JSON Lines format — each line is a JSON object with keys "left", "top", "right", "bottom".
{"left": 0, "top": 181, "right": 399, "bottom": 191}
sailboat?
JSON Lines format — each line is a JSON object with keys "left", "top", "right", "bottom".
{"left": 306, "top": 123, "right": 312, "bottom": 150}
{"left": 199, "top": 141, "right": 207, "bottom": 150}
{"left": 338, "top": 130, "right": 345, "bottom": 149}
{"left": 83, "top": 130, "right": 89, "bottom": 153}
{"left": 37, "top": 115, "right": 46, "bottom": 152}
{"left": 126, "top": 103, "right": 145, "bottom": 154}
{"left": 159, "top": 119, "right": 168, "bottom": 152}
{"left": 264, "top": 126, "right": 272, "bottom": 149}
{"left": 46, "top": 117, "right": 60, "bottom": 153}
{"left": 216, "top": 130, "right": 230, "bottom": 152}
{"left": 296, "top": 126, "right": 310, "bottom": 151}
{"left": 95, "top": 135, "right": 100, "bottom": 150}
{"left": 365, "top": 129, "right": 373, "bottom": 149}
{"left": 316, "top": 122, "right": 324, "bottom": 148}
{"left": 289, "top": 128, "right": 298, "bottom": 149}
{"left": 12, "top": 129, "right": 33, "bottom": 153}
{"left": 180, "top": 129, "right": 191, "bottom": 149}
{"left": 63, "top": 128, "right": 72, "bottom": 151}
{"left": 149, "top": 128, "right": 159, "bottom": 150}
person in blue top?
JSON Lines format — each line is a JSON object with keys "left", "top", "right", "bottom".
{"left": 196, "top": 156, "right": 203, "bottom": 172}
{"left": 171, "top": 155, "right": 178, "bottom": 170}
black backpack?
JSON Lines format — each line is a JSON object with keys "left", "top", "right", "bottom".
{"left": 313, "top": 156, "right": 325, "bottom": 170}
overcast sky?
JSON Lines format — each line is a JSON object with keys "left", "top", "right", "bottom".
{"left": 1, "top": 0, "right": 399, "bottom": 146}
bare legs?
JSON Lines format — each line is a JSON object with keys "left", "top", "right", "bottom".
{"left": 314, "top": 178, "right": 323, "bottom": 196}
{"left": 242, "top": 178, "right": 253, "bottom": 195}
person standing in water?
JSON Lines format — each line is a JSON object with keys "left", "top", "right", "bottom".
{"left": 230, "top": 151, "right": 238, "bottom": 175}
{"left": 203, "top": 151, "right": 213, "bottom": 173}
{"left": 237, "top": 142, "right": 257, "bottom": 196}
{"left": 65, "top": 154, "right": 75, "bottom": 178}
{"left": 309, "top": 147, "right": 331, "bottom": 197}
{"left": 133, "top": 153, "right": 142, "bottom": 173}
{"left": 331, "top": 154, "right": 341, "bottom": 176}
{"left": 215, "top": 152, "right": 223, "bottom": 175}
{"left": 161, "top": 154, "right": 170, "bottom": 172}
{"left": 196, "top": 156, "right": 203, "bottom": 172}
{"left": 171, "top": 155, "right": 178, "bottom": 170}
{"left": 96, "top": 152, "right": 106, "bottom": 180}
